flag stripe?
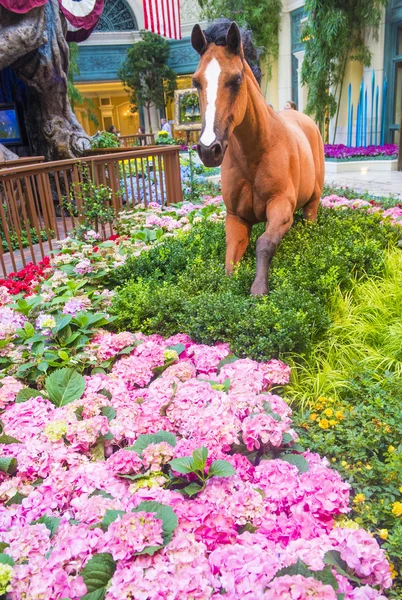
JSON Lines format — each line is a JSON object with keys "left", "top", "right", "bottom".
{"left": 143, "top": 0, "right": 181, "bottom": 39}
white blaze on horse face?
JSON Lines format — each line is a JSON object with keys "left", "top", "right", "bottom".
{"left": 199, "top": 58, "right": 221, "bottom": 147}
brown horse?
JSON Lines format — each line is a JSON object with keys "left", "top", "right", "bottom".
{"left": 191, "top": 20, "right": 325, "bottom": 295}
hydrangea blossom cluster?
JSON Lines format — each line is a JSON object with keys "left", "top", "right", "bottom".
{"left": 0, "top": 332, "right": 392, "bottom": 599}
{"left": 321, "top": 195, "right": 402, "bottom": 226}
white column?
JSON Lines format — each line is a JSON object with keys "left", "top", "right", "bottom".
{"left": 278, "top": 11, "right": 293, "bottom": 111}
{"left": 293, "top": 49, "right": 305, "bottom": 112}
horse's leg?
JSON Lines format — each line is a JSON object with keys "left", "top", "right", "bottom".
{"left": 302, "top": 185, "right": 321, "bottom": 221}
{"left": 250, "top": 198, "right": 293, "bottom": 296}
{"left": 225, "top": 213, "right": 251, "bottom": 275}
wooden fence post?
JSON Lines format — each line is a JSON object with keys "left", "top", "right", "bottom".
{"left": 164, "top": 148, "right": 183, "bottom": 206}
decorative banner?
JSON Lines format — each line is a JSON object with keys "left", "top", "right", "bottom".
{"left": 0, "top": 0, "right": 104, "bottom": 43}
{"left": 59, "top": 0, "right": 104, "bottom": 30}
{"left": 0, "top": 0, "right": 47, "bottom": 12}
{"left": 143, "top": 0, "right": 182, "bottom": 40}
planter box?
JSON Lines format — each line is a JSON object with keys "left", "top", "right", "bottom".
{"left": 325, "top": 158, "right": 398, "bottom": 173}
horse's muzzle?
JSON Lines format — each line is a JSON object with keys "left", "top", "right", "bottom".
{"left": 197, "top": 140, "right": 227, "bottom": 167}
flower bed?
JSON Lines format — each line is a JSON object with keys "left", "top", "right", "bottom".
{"left": 325, "top": 145, "right": 398, "bottom": 161}
{"left": 0, "top": 193, "right": 400, "bottom": 598}
{"left": 0, "top": 329, "right": 393, "bottom": 598}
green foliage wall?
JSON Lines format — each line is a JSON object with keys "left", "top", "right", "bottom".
{"left": 196, "top": 0, "right": 282, "bottom": 80}
{"left": 301, "top": 0, "right": 388, "bottom": 131}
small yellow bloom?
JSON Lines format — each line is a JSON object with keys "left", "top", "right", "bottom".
{"left": 318, "top": 418, "right": 329, "bottom": 430}
{"left": 365, "top": 464, "right": 372, "bottom": 470}
{"left": 329, "top": 419, "right": 337, "bottom": 426}
{"left": 392, "top": 501, "right": 402, "bottom": 517}
{"left": 309, "top": 413, "right": 318, "bottom": 421}
{"left": 335, "top": 410, "right": 344, "bottom": 420}
{"left": 399, "top": 487, "right": 402, "bottom": 494}
{"left": 323, "top": 408, "right": 333, "bottom": 417}
{"left": 341, "top": 460, "right": 348, "bottom": 467}
{"left": 353, "top": 494, "right": 366, "bottom": 504}
{"left": 389, "top": 562, "right": 398, "bottom": 578}
{"left": 379, "top": 529, "right": 388, "bottom": 540}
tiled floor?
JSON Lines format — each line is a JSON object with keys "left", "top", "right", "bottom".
{"left": 324, "top": 169, "right": 402, "bottom": 200}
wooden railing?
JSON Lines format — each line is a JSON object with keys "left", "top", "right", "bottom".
{"left": 0, "top": 156, "right": 45, "bottom": 170}
{"left": 0, "top": 146, "right": 182, "bottom": 276}
{"left": 120, "top": 133, "right": 155, "bottom": 147}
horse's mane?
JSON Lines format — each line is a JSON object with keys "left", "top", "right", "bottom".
{"left": 203, "top": 19, "right": 262, "bottom": 86}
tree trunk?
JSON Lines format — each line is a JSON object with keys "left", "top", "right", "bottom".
{"left": 146, "top": 103, "right": 153, "bottom": 134}
{"left": 0, "top": 0, "right": 90, "bottom": 160}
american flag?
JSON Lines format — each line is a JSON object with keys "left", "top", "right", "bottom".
{"left": 143, "top": 0, "right": 182, "bottom": 40}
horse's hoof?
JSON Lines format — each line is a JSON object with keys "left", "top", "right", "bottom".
{"left": 250, "top": 281, "right": 269, "bottom": 296}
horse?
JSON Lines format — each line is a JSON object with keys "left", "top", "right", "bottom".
{"left": 191, "top": 20, "right": 325, "bottom": 296}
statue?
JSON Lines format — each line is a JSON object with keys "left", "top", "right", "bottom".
{"left": 0, "top": 0, "right": 104, "bottom": 161}
{"left": 191, "top": 20, "right": 325, "bottom": 296}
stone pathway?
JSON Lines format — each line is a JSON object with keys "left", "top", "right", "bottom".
{"left": 324, "top": 168, "right": 402, "bottom": 200}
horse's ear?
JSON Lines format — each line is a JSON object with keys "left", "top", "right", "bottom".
{"left": 191, "top": 24, "right": 207, "bottom": 55}
{"left": 226, "top": 22, "right": 241, "bottom": 54}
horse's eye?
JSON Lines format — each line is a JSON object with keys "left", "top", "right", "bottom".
{"left": 227, "top": 76, "right": 242, "bottom": 89}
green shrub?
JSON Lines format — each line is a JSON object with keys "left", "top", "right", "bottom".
{"left": 292, "top": 371, "right": 402, "bottom": 595}
{"left": 110, "top": 207, "right": 400, "bottom": 360}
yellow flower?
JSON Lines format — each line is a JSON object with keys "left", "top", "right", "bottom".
{"left": 392, "top": 501, "right": 402, "bottom": 517}
{"left": 0, "top": 564, "right": 13, "bottom": 595}
{"left": 365, "top": 465, "right": 372, "bottom": 470}
{"left": 353, "top": 494, "right": 366, "bottom": 504}
{"left": 379, "top": 529, "right": 388, "bottom": 540}
{"left": 323, "top": 408, "right": 333, "bottom": 417}
{"left": 44, "top": 421, "right": 67, "bottom": 442}
{"left": 389, "top": 562, "right": 398, "bottom": 578}
{"left": 335, "top": 410, "right": 344, "bottom": 420}
{"left": 329, "top": 419, "right": 337, "bottom": 426}
{"left": 309, "top": 413, "right": 318, "bottom": 421}
{"left": 341, "top": 460, "right": 348, "bottom": 467}
{"left": 388, "top": 445, "right": 396, "bottom": 453}
{"left": 318, "top": 418, "right": 329, "bottom": 429}
{"left": 399, "top": 487, "right": 402, "bottom": 494}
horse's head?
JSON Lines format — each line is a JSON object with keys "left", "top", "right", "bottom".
{"left": 191, "top": 21, "right": 248, "bottom": 167}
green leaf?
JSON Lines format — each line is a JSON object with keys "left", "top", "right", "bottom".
{"left": 217, "top": 354, "right": 238, "bottom": 373}
{"left": 275, "top": 558, "right": 313, "bottom": 579}
{"left": 37, "top": 361, "right": 49, "bottom": 373}
{"left": 81, "top": 590, "right": 107, "bottom": 600}
{"left": 312, "top": 566, "right": 339, "bottom": 592}
{"left": 118, "top": 345, "right": 136, "bottom": 355}
{"left": 91, "top": 442, "right": 105, "bottom": 462}
{"left": 0, "top": 434, "right": 21, "bottom": 444}
{"left": 167, "top": 343, "right": 185, "bottom": 356}
{"left": 80, "top": 553, "right": 116, "bottom": 599}
{"left": 58, "top": 350, "right": 70, "bottom": 362}
{"left": 53, "top": 315, "right": 72, "bottom": 334}
{"left": 45, "top": 368, "right": 86, "bottom": 407}
{"left": 23, "top": 322, "right": 35, "bottom": 337}
{"left": 280, "top": 454, "right": 309, "bottom": 473}
{"left": 5, "top": 492, "right": 26, "bottom": 506}
{"left": 208, "top": 460, "right": 236, "bottom": 478}
{"left": 89, "top": 489, "right": 114, "bottom": 500}
{"left": 168, "top": 456, "right": 194, "bottom": 474}
{"left": 182, "top": 482, "right": 203, "bottom": 497}
{"left": 101, "top": 510, "right": 125, "bottom": 530}
{"left": 281, "top": 433, "right": 294, "bottom": 445}
{"left": 133, "top": 501, "right": 178, "bottom": 547}
{"left": 31, "top": 515, "right": 61, "bottom": 538}
{"left": 0, "top": 542, "right": 9, "bottom": 553}
{"left": 0, "top": 553, "right": 14, "bottom": 566}
{"left": 16, "top": 388, "right": 43, "bottom": 403}
{"left": 127, "top": 431, "right": 176, "bottom": 457}
{"left": 0, "top": 457, "right": 17, "bottom": 475}
{"left": 192, "top": 446, "right": 208, "bottom": 471}
{"left": 324, "top": 550, "right": 362, "bottom": 585}
{"left": 101, "top": 407, "right": 116, "bottom": 422}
